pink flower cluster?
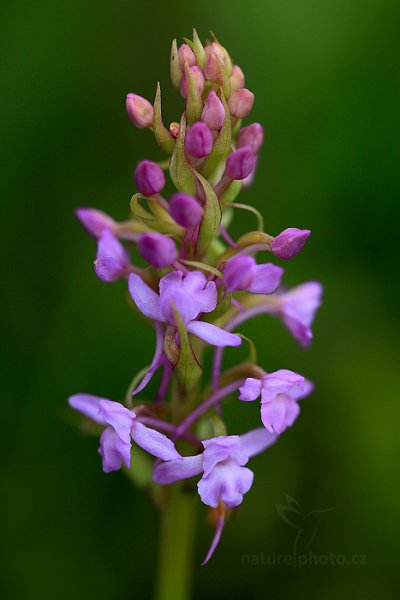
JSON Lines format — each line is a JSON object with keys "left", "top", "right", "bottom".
{"left": 69, "top": 30, "right": 322, "bottom": 565}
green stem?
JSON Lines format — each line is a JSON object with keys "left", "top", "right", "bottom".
{"left": 155, "top": 484, "right": 197, "bottom": 600}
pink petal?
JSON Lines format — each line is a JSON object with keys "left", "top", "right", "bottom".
{"left": 128, "top": 273, "right": 163, "bottom": 321}
{"left": 201, "top": 514, "right": 225, "bottom": 566}
{"left": 131, "top": 421, "right": 181, "bottom": 461}
{"left": 239, "top": 427, "right": 279, "bottom": 457}
{"left": 153, "top": 455, "right": 204, "bottom": 484}
{"left": 187, "top": 321, "right": 242, "bottom": 347}
{"left": 239, "top": 378, "right": 262, "bottom": 402}
{"left": 68, "top": 393, "right": 107, "bottom": 425}
{"left": 248, "top": 264, "right": 284, "bottom": 294}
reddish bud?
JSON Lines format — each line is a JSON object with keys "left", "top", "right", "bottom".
{"left": 230, "top": 65, "right": 245, "bottom": 92}
{"left": 180, "top": 66, "right": 205, "bottom": 99}
{"left": 185, "top": 122, "right": 214, "bottom": 158}
{"left": 201, "top": 91, "right": 225, "bottom": 130}
{"left": 138, "top": 232, "right": 177, "bottom": 268}
{"left": 169, "top": 193, "right": 203, "bottom": 228}
{"left": 228, "top": 88, "right": 254, "bottom": 118}
{"left": 178, "top": 44, "right": 196, "bottom": 69}
{"left": 126, "top": 93, "right": 154, "bottom": 128}
{"left": 271, "top": 228, "right": 311, "bottom": 260}
{"left": 236, "top": 123, "right": 264, "bottom": 153}
{"left": 225, "top": 147, "right": 256, "bottom": 180}
{"left": 134, "top": 160, "right": 165, "bottom": 196}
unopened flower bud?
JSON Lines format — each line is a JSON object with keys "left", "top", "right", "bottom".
{"left": 134, "top": 160, "right": 165, "bottom": 195}
{"left": 94, "top": 231, "right": 130, "bottom": 282}
{"left": 178, "top": 43, "right": 196, "bottom": 69}
{"left": 138, "top": 232, "right": 177, "bottom": 268}
{"left": 204, "top": 44, "right": 224, "bottom": 82}
{"left": 270, "top": 228, "right": 311, "bottom": 260}
{"left": 230, "top": 65, "right": 245, "bottom": 92}
{"left": 236, "top": 123, "right": 264, "bottom": 153}
{"left": 75, "top": 208, "right": 116, "bottom": 238}
{"left": 169, "top": 122, "right": 180, "bottom": 138}
{"left": 169, "top": 193, "right": 203, "bottom": 228}
{"left": 201, "top": 91, "right": 225, "bottom": 130}
{"left": 185, "top": 122, "right": 214, "bottom": 158}
{"left": 228, "top": 88, "right": 254, "bottom": 118}
{"left": 180, "top": 66, "right": 205, "bottom": 99}
{"left": 126, "top": 93, "right": 154, "bottom": 128}
{"left": 226, "top": 147, "right": 256, "bottom": 180}
{"left": 224, "top": 256, "right": 257, "bottom": 292}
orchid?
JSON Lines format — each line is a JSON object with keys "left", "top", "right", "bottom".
{"left": 68, "top": 30, "right": 323, "bottom": 597}
{"left": 239, "top": 370, "right": 314, "bottom": 433}
{"left": 128, "top": 270, "right": 242, "bottom": 347}
{"left": 68, "top": 394, "right": 180, "bottom": 472}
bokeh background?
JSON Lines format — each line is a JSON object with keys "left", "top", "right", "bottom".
{"left": 2, "top": 0, "right": 399, "bottom": 598}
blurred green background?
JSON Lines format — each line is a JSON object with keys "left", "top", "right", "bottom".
{"left": 2, "top": 0, "right": 399, "bottom": 598}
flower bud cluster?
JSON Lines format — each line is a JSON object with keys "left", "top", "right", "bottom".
{"left": 70, "top": 30, "right": 322, "bottom": 565}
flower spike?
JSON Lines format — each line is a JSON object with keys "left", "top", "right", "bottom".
{"left": 69, "top": 31, "right": 323, "bottom": 572}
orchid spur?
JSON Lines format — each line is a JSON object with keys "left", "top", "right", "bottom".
{"left": 69, "top": 29, "right": 322, "bottom": 598}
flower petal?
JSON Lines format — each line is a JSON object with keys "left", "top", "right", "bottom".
{"left": 131, "top": 322, "right": 165, "bottom": 396}
{"left": 131, "top": 421, "right": 181, "bottom": 461}
{"left": 238, "top": 378, "right": 262, "bottom": 402}
{"left": 186, "top": 321, "right": 242, "bottom": 347}
{"left": 248, "top": 263, "right": 283, "bottom": 294}
{"left": 260, "top": 369, "right": 304, "bottom": 404}
{"left": 128, "top": 273, "right": 163, "bottom": 321}
{"left": 182, "top": 271, "right": 218, "bottom": 313}
{"left": 98, "top": 400, "right": 135, "bottom": 445}
{"left": 98, "top": 426, "right": 131, "bottom": 472}
{"left": 94, "top": 257, "right": 126, "bottom": 282}
{"left": 153, "top": 455, "right": 203, "bottom": 484}
{"left": 260, "top": 396, "right": 300, "bottom": 433}
{"left": 68, "top": 393, "right": 107, "bottom": 425}
{"left": 198, "top": 462, "right": 253, "bottom": 508}
{"left": 239, "top": 427, "right": 279, "bottom": 457}
{"left": 201, "top": 513, "right": 225, "bottom": 566}
{"left": 96, "top": 230, "right": 129, "bottom": 265}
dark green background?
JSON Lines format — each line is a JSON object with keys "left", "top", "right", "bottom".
{"left": 2, "top": 0, "right": 399, "bottom": 598}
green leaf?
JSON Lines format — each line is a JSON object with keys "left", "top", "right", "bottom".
{"left": 153, "top": 83, "right": 175, "bottom": 154}
{"left": 195, "top": 171, "right": 222, "bottom": 258}
{"left": 185, "top": 65, "right": 203, "bottom": 125}
{"left": 179, "top": 259, "right": 223, "bottom": 278}
{"left": 169, "top": 115, "right": 196, "bottom": 195}
{"left": 192, "top": 28, "right": 206, "bottom": 68}
{"left": 170, "top": 39, "right": 181, "bottom": 89}
{"left": 200, "top": 92, "right": 232, "bottom": 179}
{"left": 130, "top": 194, "right": 184, "bottom": 236}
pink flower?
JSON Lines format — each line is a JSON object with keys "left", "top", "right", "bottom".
{"left": 128, "top": 270, "right": 242, "bottom": 347}
{"left": 239, "top": 370, "right": 313, "bottom": 433}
